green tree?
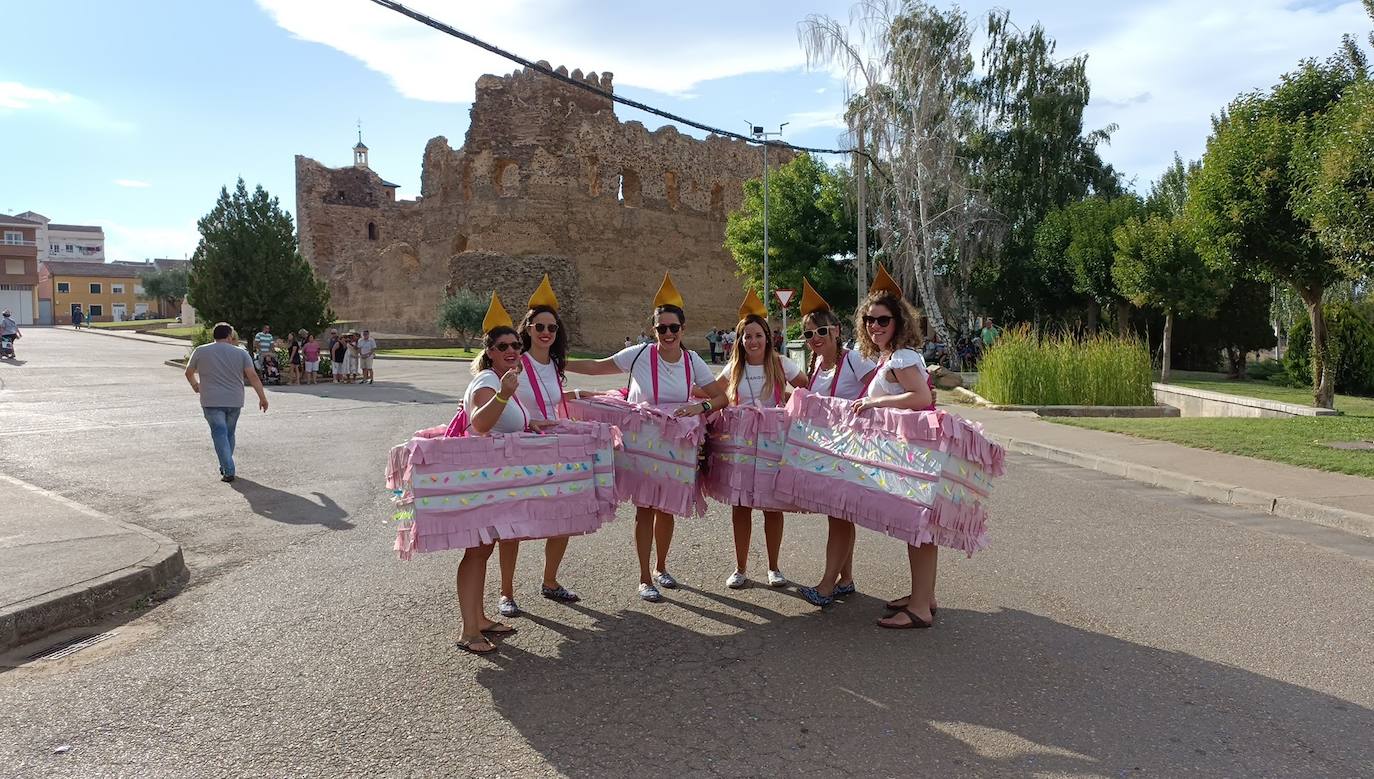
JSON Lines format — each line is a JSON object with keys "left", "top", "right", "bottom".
{"left": 1292, "top": 79, "right": 1374, "bottom": 267}
{"left": 437, "top": 288, "right": 488, "bottom": 346}
{"left": 1033, "top": 195, "right": 1142, "bottom": 333}
{"left": 1212, "top": 279, "right": 1279, "bottom": 379}
{"left": 1145, "top": 154, "right": 1201, "bottom": 219}
{"left": 1188, "top": 53, "right": 1367, "bottom": 407}
{"left": 1114, "top": 214, "right": 1226, "bottom": 382}
{"left": 187, "top": 179, "right": 333, "bottom": 339}
{"left": 138, "top": 267, "right": 188, "bottom": 317}
{"left": 725, "top": 153, "right": 857, "bottom": 316}
{"left": 968, "top": 9, "right": 1124, "bottom": 325}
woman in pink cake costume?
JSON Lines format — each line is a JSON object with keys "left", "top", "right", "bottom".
{"left": 565, "top": 274, "right": 726, "bottom": 603}
{"left": 698, "top": 290, "right": 808, "bottom": 589}
{"left": 494, "top": 276, "right": 597, "bottom": 618}
{"left": 849, "top": 266, "right": 939, "bottom": 627}
{"left": 449, "top": 294, "right": 529, "bottom": 653}
{"left": 791, "top": 279, "right": 878, "bottom": 606}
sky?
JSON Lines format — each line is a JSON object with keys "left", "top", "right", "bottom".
{"left": 1, "top": 0, "right": 1368, "bottom": 262}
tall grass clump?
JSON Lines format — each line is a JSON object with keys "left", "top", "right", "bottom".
{"left": 977, "top": 326, "right": 1154, "bottom": 406}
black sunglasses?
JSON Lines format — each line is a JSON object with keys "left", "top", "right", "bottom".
{"left": 530, "top": 323, "right": 559, "bottom": 334}
{"left": 862, "top": 315, "right": 894, "bottom": 328}
{"left": 492, "top": 341, "right": 520, "bottom": 352}
{"left": 802, "top": 326, "right": 834, "bottom": 340}
{"left": 655, "top": 324, "right": 682, "bottom": 334}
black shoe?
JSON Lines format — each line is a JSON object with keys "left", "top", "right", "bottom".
{"left": 221, "top": 474, "right": 236, "bottom": 483}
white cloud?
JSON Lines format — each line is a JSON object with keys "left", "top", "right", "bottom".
{"left": 1073, "top": 0, "right": 1369, "bottom": 184}
{"left": 255, "top": 0, "right": 812, "bottom": 100}
{"left": 113, "top": 179, "right": 152, "bottom": 189}
{"left": 785, "top": 108, "right": 848, "bottom": 133}
{"left": 0, "top": 80, "right": 134, "bottom": 133}
{"left": 102, "top": 221, "right": 200, "bottom": 263}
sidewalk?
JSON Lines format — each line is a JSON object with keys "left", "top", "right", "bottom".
{"left": 58, "top": 325, "right": 192, "bottom": 347}
{"left": 952, "top": 404, "right": 1374, "bottom": 538}
{"left": 0, "top": 473, "right": 185, "bottom": 652}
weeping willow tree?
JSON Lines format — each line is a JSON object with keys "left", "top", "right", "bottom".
{"left": 801, "top": 0, "right": 998, "bottom": 346}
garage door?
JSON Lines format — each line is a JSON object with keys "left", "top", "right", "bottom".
{"left": 0, "top": 289, "right": 33, "bottom": 325}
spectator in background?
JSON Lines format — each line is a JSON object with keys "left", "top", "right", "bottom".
{"left": 184, "top": 321, "right": 269, "bottom": 483}
{"left": 980, "top": 318, "right": 999, "bottom": 350}
{"left": 345, "top": 332, "right": 361, "bottom": 383}
{"left": 639, "top": 331, "right": 652, "bottom": 345}
{"left": 706, "top": 328, "right": 720, "bottom": 363}
{"left": 71, "top": 307, "right": 84, "bottom": 329}
{"left": 624, "top": 336, "right": 633, "bottom": 349}
{"left": 254, "top": 325, "right": 274, "bottom": 363}
{"left": 773, "top": 328, "right": 784, "bottom": 354}
{"left": 331, "top": 332, "right": 348, "bottom": 384}
{"left": 303, "top": 333, "right": 321, "bottom": 385}
{"left": 357, "top": 329, "right": 378, "bottom": 385}
{"left": 286, "top": 332, "right": 302, "bottom": 385}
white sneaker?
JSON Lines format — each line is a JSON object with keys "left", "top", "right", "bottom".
{"left": 725, "top": 570, "right": 748, "bottom": 589}
{"left": 767, "top": 569, "right": 787, "bottom": 587}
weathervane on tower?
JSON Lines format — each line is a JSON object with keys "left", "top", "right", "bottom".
{"left": 353, "top": 119, "right": 369, "bottom": 169}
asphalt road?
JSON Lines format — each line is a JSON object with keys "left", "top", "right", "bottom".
{"left": 1, "top": 328, "right": 1372, "bottom": 778}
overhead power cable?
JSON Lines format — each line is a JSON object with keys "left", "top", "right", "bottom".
{"left": 367, "top": 0, "right": 884, "bottom": 171}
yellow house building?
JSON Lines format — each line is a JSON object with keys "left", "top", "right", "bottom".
{"left": 38, "top": 261, "right": 152, "bottom": 324}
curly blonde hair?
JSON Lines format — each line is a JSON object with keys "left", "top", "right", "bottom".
{"left": 854, "top": 292, "right": 922, "bottom": 361}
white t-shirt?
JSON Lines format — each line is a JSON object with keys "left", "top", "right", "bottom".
{"left": 611, "top": 343, "right": 714, "bottom": 406}
{"left": 463, "top": 369, "right": 528, "bottom": 434}
{"left": 807, "top": 349, "right": 878, "bottom": 401}
{"left": 864, "top": 348, "right": 929, "bottom": 399}
{"left": 516, "top": 353, "right": 564, "bottom": 421}
{"left": 716, "top": 355, "right": 802, "bottom": 408}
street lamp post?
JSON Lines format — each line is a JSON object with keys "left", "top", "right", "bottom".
{"left": 747, "top": 122, "right": 787, "bottom": 314}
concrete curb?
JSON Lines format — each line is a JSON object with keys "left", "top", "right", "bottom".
{"left": 990, "top": 434, "right": 1374, "bottom": 539}
{"left": 61, "top": 325, "right": 192, "bottom": 346}
{"left": 0, "top": 476, "right": 188, "bottom": 653}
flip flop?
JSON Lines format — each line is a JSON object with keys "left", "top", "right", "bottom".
{"left": 456, "top": 637, "right": 498, "bottom": 655}
{"left": 480, "top": 622, "right": 518, "bottom": 636}
{"left": 884, "top": 596, "right": 937, "bottom": 616}
{"left": 877, "top": 608, "right": 932, "bottom": 630}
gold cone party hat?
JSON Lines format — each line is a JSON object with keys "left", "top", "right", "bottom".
{"left": 652, "top": 273, "right": 684, "bottom": 309}
{"left": 738, "top": 289, "right": 768, "bottom": 319}
{"left": 869, "top": 263, "right": 904, "bottom": 300}
{"left": 799, "top": 278, "right": 830, "bottom": 316}
{"left": 527, "top": 274, "right": 559, "bottom": 311}
{"left": 482, "top": 291, "right": 514, "bottom": 333}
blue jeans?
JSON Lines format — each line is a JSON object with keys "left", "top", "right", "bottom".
{"left": 202, "top": 406, "right": 242, "bottom": 476}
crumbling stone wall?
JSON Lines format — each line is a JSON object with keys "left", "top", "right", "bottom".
{"left": 296, "top": 62, "right": 789, "bottom": 351}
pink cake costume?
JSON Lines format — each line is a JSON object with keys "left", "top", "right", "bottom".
{"left": 564, "top": 273, "right": 715, "bottom": 518}
{"left": 386, "top": 292, "right": 618, "bottom": 560}
{"left": 775, "top": 268, "right": 1005, "bottom": 557}
{"left": 702, "top": 290, "right": 803, "bottom": 513}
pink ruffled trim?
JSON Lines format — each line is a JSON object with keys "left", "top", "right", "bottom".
{"left": 395, "top": 494, "right": 613, "bottom": 558}
{"left": 703, "top": 406, "right": 796, "bottom": 511}
{"left": 785, "top": 389, "right": 1006, "bottom": 476}
{"left": 567, "top": 397, "right": 708, "bottom": 517}
{"left": 774, "top": 468, "right": 989, "bottom": 556}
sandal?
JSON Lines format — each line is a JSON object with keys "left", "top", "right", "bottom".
{"left": 456, "top": 636, "right": 498, "bottom": 655}
{"left": 480, "top": 621, "right": 517, "bottom": 636}
{"left": 541, "top": 585, "right": 580, "bottom": 603}
{"left": 884, "top": 595, "right": 937, "bottom": 616}
{"left": 877, "top": 608, "right": 932, "bottom": 630}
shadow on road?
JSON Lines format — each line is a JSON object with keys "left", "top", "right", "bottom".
{"left": 474, "top": 603, "right": 1374, "bottom": 776}
{"left": 229, "top": 479, "right": 353, "bottom": 530}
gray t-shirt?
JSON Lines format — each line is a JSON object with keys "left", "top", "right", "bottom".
{"left": 188, "top": 341, "right": 254, "bottom": 408}
{"left": 0, "top": 316, "right": 17, "bottom": 336}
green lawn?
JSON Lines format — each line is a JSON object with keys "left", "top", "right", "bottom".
{"left": 1056, "top": 373, "right": 1374, "bottom": 477}
{"left": 90, "top": 318, "right": 176, "bottom": 330}
{"left": 153, "top": 325, "right": 201, "bottom": 338}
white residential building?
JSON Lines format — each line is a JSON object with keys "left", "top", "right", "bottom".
{"left": 14, "top": 211, "right": 105, "bottom": 263}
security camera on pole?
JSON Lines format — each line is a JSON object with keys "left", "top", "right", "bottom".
{"left": 746, "top": 121, "right": 788, "bottom": 316}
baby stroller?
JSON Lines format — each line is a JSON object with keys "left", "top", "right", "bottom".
{"left": 0, "top": 334, "right": 15, "bottom": 360}
{"left": 256, "top": 352, "right": 282, "bottom": 385}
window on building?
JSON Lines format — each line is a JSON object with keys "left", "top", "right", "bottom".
{"left": 57, "top": 282, "right": 70, "bottom": 293}
{"left": 5, "top": 259, "right": 23, "bottom": 275}
{"left": 66, "top": 244, "right": 74, "bottom": 253}
{"left": 89, "top": 283, "right": 102, "bottom": 294}
{"left": 134, "top": 285, "right": 144, "bottom": 295}
{"left": 3, "top": 231, "right": 21, "bottom": 245}
{"left": 89, "top": 304, "right": 103, "bottom": 317}
{"left": 112, "top": 283, "right": 125, "bottom": 294}
{"left": 367, "top": 222, "right": 378, "bottom": 240}
{"left": 50, "top": 244, "right": 60, "bottom": 254}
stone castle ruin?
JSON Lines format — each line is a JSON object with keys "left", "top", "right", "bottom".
{"left": 295, "top": 62, "right": 789, "bottom": 351}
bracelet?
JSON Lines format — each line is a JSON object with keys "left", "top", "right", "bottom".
{"left": 494, "top": 394, "right": 510, "bottom": 405}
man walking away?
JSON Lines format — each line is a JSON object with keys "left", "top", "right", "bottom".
{"left": 72, "top": 307, "right": 84, "bottom": 329}
{"left": 186, "top": 322, "right": 269, "bottom": 482}
{"left": 706, "top": 328, "right": 719, "bottom": 364}
{"left": 358, "top": 329, "right": 378, "bottom": 384}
